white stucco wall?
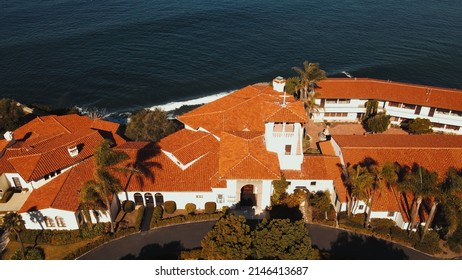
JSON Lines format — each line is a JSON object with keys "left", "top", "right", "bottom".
{"left": 21, "top": 208, "right": 80, "bottom": 230}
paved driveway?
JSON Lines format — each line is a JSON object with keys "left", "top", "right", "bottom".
{"left": 79, "top": 221, "right": 435, "bottom": 260}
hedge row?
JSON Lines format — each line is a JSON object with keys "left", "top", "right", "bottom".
{"left": 151, "top": 212, "right": 222, "bottom": 228}
{"left": 10, "top": 223, "right": 108, "bottom": 245}
{"left": 63, "top": 228, "right": 137, "bottom": 260}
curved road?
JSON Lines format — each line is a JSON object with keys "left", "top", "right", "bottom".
{"left": 79, "top": 221, "right": 435, "bottom": 260}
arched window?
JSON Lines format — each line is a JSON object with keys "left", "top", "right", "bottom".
{"left": 55, "top": 216, "right": 66, "bottom": 227}
{"left": 45, "top": 216, "right": 56, "bottom": 227}
{"left": 155, "top": 193, "right": 164, "bottom": 206}
{"left": 134, "top": 193, "right": 143, "bottom": 205}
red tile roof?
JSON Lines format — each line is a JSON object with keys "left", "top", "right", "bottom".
{"left": 18, "top": 159, "right": 96, "bottom": 213}
{"left": 317, "top": 78, "right": 462, "bottom": 111}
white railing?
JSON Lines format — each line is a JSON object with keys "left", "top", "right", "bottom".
{"left": 272, "top": 132, "right": 294, "bottom": 138}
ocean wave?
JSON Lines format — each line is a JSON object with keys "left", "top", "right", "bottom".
{"left": 148, "top": 90, "right": 235, "bottom": 112}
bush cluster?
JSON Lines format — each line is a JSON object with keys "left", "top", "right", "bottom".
{"left": 204, "top": 202, "right": 217, "bottom": 214}
{"left": 185, "top": 203, "right": 196, "bottom": 215}
{"left": 151, "top": 213, "right": 221, "bottom": 228}
{"left": 370, "top": 218, "right": 396, "bottom": 236}
{"left": 11, "top": 246, "right": 45, "bottom": 260}
{"left": 163, "top": 201, "right": 177, "bottom": 214}
{"left": 180, "top": 249, "right": 202, "bottom": 260}
{"left": 152, "top": 205, "right": 164, "bottom": 222}
{"left": 122, "top": 200, "right": 135, "bottom": 213}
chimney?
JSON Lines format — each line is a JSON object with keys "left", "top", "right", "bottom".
{"left": 3, "top": 131, "right": 14, "bottom": 142}
{"left": 67, "top": 145, "right": 79, "bottom": 157}
{"left": 272, "top": 76, "right": 286, "bottom": 93}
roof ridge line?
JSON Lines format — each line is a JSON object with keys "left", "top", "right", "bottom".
{"left": 52, "top": 116, "right": 72, "bottom": 134}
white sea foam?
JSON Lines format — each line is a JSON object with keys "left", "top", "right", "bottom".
{"left": 148, "top": 90, "right": 235, "bottom": 112}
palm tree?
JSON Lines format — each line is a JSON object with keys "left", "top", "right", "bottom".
{"left": 346, "top": 164, "right": 375, "bottom": 217}
{"left": 2, "top": 212, "right": 25, "bottom": 259}
{"left": 437, "top": 168, "right": 462, "bottom": 239}
{"left": 365, "top": 162, "right": 399, "bottom": 228}
{"left": 80, "top": 140, "right": 129, "bottom": 233}
{"left": 292, "top": 61, "right": 326, "bottom": 101}
{"left": 399, "top": 164, "right": 439, "bottom": 233}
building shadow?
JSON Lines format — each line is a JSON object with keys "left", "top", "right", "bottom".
{"left": 120, "top": 241, "right": 184, "bottom": 260}
{"left": 327, "top": 231, "right": 409, "bottom": 260}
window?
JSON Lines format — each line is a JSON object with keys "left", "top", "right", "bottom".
{"left": 44, "top": 175, "right": 50, "bottom": 180}
{"left": 431, "top": 122, "right": 445, "bottom": 128}
{"left": 452, "top": 110, "right": 462, "bottom": 117}
{"left": 358, "top": 205, "right": 364, "bottom": 210}
{"left": 436, "top": 108, "right": 451, "bottom": 115}
{"left": 402, "top": 103, "right": 416, "bottom": 110}
{"left": 310, "top": 181, "right": 316, "bottom": 186}
{"left": 285, "top": 145, "right": 291, "bottom": 155}
{"left": 45, "top": 216, "right": 56, "bottom": 227}
{"left": 338, "top": 99, "right": 350, "bottom": 104}
{"left": 387, "top": 211, "right": 395, "bottom": 217}
{"left": 217, "top": 194, "right": 224, "bottom": 204}
{"left": 196, "top": 195, "right": 203, "bottom": 199}
{"left": 56, "top": 169, "right": 61, "bottom": 175}
{"left": 388, "top": 102, "right": 400, "bottom": 107}
{"left": 325, "top": 99, "right": 338, "bottom": 104}
{"left": 50, "top": 172, "right": 56, "bottom": 178}
{"left": 55, "top": 216, "right": 66, "bottom": 227}
{"left": 446, "top": 125, "right": 460, "bottom": 131}
{"left": 324, "top": 112, "right": 348, "bottom": 117}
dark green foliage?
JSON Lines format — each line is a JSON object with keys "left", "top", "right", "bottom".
{"left": 204, "top": 202, "right": 217, "bottom": 214}
{"left": 252, "top": 219, "right": 315, "bottom": 260}
{"left": 11, "top": 246, "right": 45, "bottom": 260}
{"left": 370, "top": 218, "right": 396, "bottom": 236}
{"left": 414, "top": 230, "right": 441, "bottom": 255}
{"left": 151, "top": 213, "right": 221, "bottom": 228}
{"left": 94, "top": 140, "right": 129, "bottom": 169}
{"left": 364, "top": 100, "right": 379, "bottom": 119}
{"left": 271, "top": 175, "right": 289, "bottom": 204}
{"left": 338, "top": 212, "right": 366, "bottom": 230}
{"left": 122, "top": 200, "right": 135, "bottom": 213}
{"left": 0, "top": 98, "right": 26, "bottom": 134}
{"left": 269, "top": 204, "right": 303, "bottom": 222}
{"left": 285, "top": 77, "right": 300, "bottom": 99}
{"left": 310, "top": 191, "right": 333, "bottom": 221}
{"left": 152, "top": 205, "right": 164, "bottom": 222}
{"left": 185, "top": 203, "right": 196, "bottom": 214}
{"left": 29, "top": 103, "right": 80, "bottom": 116}
{"left": 364, "top": 112, "right": 391, "bottom": 133}
{"left": 407, "top": 118, "right": 433, "bottom": 134}
{"left": 180, "top": 249, "right": 202, "bottom": 260}
{"left": 201, "top": 214, "right": 252, "bottom": 260}
{"left": 163, "top": 201, "right": 177, "bottom": 214}
{"left": 135, "top": 205, "right": 145, "bottom": 231}
{"left": 0, "top": 188, "right": 15, "bottom": 203}
{"left": 124, "top": 108, "right": 177, "bottom": 142}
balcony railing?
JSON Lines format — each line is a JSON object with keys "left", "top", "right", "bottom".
{"left": 272, "top": 132, "right": 294, "bottom": 138}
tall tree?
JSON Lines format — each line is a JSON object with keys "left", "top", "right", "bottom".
{"left": 292, "top": 61, "right": 326, "bottom": 101}
{"left": 2, "top": 212, "right": 25, "bottom": 260}
{"left": 124, "top": 108, "right": 177, "bottom": 142}
{"left": 80, "top": 140, "right": 129, "bottom": 233}
{"left": 251, "top": 219, "right": 316, "bottom": 259}
{"left": 365, "top": 162, "right": 399, "bottom": 228}
{"left": 201, "top": 214, "right": 252, "bottom": 260}
{"left": 438, "top": 168, "right": 462, "bottom": 239}
{"left": 345, "top": 164, "right": 375, "bottom": 216}
{"left": 0, "top": 98, "right": 25, "bottom": 134}
{"left": 399, "top": 164, "right": 439, "bottom": 233}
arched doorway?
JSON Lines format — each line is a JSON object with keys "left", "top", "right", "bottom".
{"left": 134, "top": 193, "right": 143, "bottom": 206}
{"left": 155, "top": 193, "right": 164, "bottom": 206}
{"left": 144, "top": 193, "right": 154, "bottom": 206}
{"left": 240, "top": 184, "right": 256, "bottom": 207}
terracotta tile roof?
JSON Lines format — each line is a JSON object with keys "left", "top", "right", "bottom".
{"left": 333, "top": 134, "right": 462, "bottom": 149}
{"left": 371, "top": 187, "right": 401, "bottom": 212}
{"left": 159, "top": 130, "right": 219, "bottom": 166}
{"left": 0, "top": 114, "right": 125, "bottom": 181}
{"left": 178, "top": 85, "right": 306, "bottom": 136}
{"left": 218, "top": 132, "right": 280, "bottom": 180}
{"left": 18, "top": 159, "right": 95, "bottom": 213}
{"left": 317, "top": 78, "right": 462, "bottom": 111}
{"left": 7, "top": 129, "right": 105, "bottom": 181}
{"left": 318, "top": 141, "right": 336, "bottom": 156}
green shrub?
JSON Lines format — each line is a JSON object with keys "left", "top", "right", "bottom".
{"left": 152, "top": 205, "right": 164, "bottom": 221}
{"left": 180, "top": 249, "right": 202, "bottom": 260}
{"left": 415, "top": 231, "right": 441, "bottom": 255}
{"left": 11, "top": 246, "right": 45, "bottom": 260}
{"left": 185, "top": 203, "right": 196, "bottom": 215}
{"left": 135, "top": 205, "right": 145, "bottom": 231}
{"left": 204, "top": 202, "right": 217, "bottom": 214}
{"left": 151, "top": 213, "right": 222, "bottom": 228}
{"left": 122, "top": 200, "right": 136, "bottom": 213}
{"left": 0, "top": 188, "right": 15, "bottom": 203}
{"left": 371, "top": 218, "right": 395, "bottom": 236}
{"left": 164, "top": 201, "right": 177, "bottom": 214}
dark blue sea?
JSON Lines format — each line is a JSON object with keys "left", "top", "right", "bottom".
{"left": 1, "top": 0, "right": 461, "bottom": 114}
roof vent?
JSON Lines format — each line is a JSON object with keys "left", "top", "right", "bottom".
{"left": 67, "top": 145, "right": 79, "bottom": 157}
{"left": 272, "top": 76, "right": 286, "bottom": 93}
{"left": 3, "top": 131, "right": 14, "bottom": 142}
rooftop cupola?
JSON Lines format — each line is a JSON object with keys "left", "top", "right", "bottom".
{"left": 272, "top": 76, "right": 286, "bottom": 93}
{"left": 67, "top": 144, "right": 79, "bottom": 157}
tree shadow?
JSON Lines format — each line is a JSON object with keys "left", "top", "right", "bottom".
{"left": 328, "top": 231, "right": 409, "bottom": 260}
{"left": 120, "top": 241, "right": 184, "bottom": 260}
{"left": 269, "top": 204, "right": 303, "bottom": 222}
{"left": 26, "top": 206, "right": 44, "bottom": 248}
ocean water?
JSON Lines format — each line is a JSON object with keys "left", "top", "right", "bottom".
{"left": 1, "top": 0, "right": 461, "bottom": 114}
